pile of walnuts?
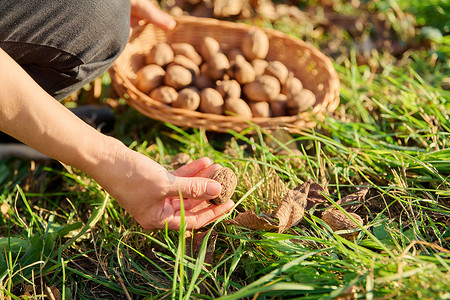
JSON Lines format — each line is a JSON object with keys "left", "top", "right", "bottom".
{"left": 135, "top": 28, "right": 316, "bottom": 119}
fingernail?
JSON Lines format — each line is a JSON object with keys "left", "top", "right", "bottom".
{"left": 207, "top": 182, "right": 221, "bottom": 197}
{"left": 167, "top": 19, "right": 177, "bottom": 30}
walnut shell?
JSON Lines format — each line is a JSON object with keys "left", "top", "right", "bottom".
{"left": 243, "top": 75, "right": 280, "bottom": 102}
{"left": 172, "top": 87, "right": 200, "bottom": 110}
{"left": 283, "top": 74, "right": 303, "bottom": 96}
{"left": 208, "top": 167, "right": 237, "bottom": 205}
{"left": 135, "top": 64, "right": 165, "bottom": 94}
{"left": 171, "top": 43, "right": 202, "bottom": 65}
{"left": 185, "top": 0, "right": 202, "bottom": 4}
{"left": 199, "top": 88, "right": 224, "bottom": 114}
{"left": 164, "top": 65, "right": 193, "bottom": 90}
{"left": 145, "top": 43, "right": 174, "bottom": 67}
{"left": 214, "top": 0, "right": 243, "bottom": 17}
{"left": 226, "top": 48, "right": 244, "bottom": 63}
{"left": 270, "top": 94, "right": 288, "bottom": 117}
{"left": 264, "top": 61, "right": 289, "bottom": 85}
{"left": 321, "top": 210, "right": 364, "bottom": 240}
{"left": 229, "top": 55, "right": 256, "bottom": 85}
{"left": 199, "top": 63, "right": 209, "bottom": 76}
{"left": 200, "top": 36, "right": 220, "bottom": 61}
{"left": 286, "top": 88, "right": 316, "bottom": 114}
{"left": 194, "top": 74, "right": 215, "bottom": 90}
{"left": 150, "top": 86, "right": 178, "bottom": 104}
{"left": 168, "top": 6, "right": 184, "bottom": 17}
{"left": 224, "top": 98, "right": 253, "bottom": 119}
{"left": 170, "top": 55, "right": 200, "bottom": 77}
{"left": 206, "top": 52, "right": 230, "bottom": 81}
{"left": 216, "top": 79, "right": 241, "bottom": 99}
{"left": 252, "top": 59, "right": 269, "bottom": 77}
{"left": 241, "top": 28, "right": 269, "bottom": 60}
{"left": 249, "top": 101, "right": 271, "bottom": 118}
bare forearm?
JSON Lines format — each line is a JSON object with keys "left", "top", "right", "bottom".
{"left": 0, "top": 48, "right": 120, "bottom": 174}
{"left": 0, "top": 4, "right": 231, "bottom": 230}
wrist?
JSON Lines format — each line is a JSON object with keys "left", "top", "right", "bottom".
{"left": 82, "top": 134, "right": 128, "bottom": 178}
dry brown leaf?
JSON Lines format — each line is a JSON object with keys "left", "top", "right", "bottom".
{"left": 301, "top": 179, "right": 328, "bottom": 210}
{"left": 274, "top": 180, "right": 310, "bottom": 233}
{"left": 46, "top": 285, "right": 61, "bottom": 300}
{"left": 21, "top": 284, "right": 61, "bottom": 300}
{"left": 184, "top": 229, "right": 218, "bottom": 295}
{"left": 264, "top": 129, "right": 298, "bottom": 152}
{"left": 336, "top": 184, "right": 370, "bottom": 212}
{"left": 321, "top": 210, "right": 364, "bottom": 240}
{"left": 226, "top": 210, "right": 278, "bottom": 230}
{"left": 185, "top": 229, "right": 218, "bottom": 265}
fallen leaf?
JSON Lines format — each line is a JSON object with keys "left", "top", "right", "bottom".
{"left": 264, "top": 129, "right": 298, "bottom": 152}
{"left": 321, "top": 210, "right": 364, "bottom": 240}
{"left": 184, "top": 229, "right": 218, "bottom": 295}
{"left": 226, "top": 210, "right": 278, "bottom": 230}
{"left": 45, "top": 285, "right": 61, "bottom": 300}
{"left": 274, "top": 181, "right": 310, "bottom": 233}
{"left": 22, "top": 284, "right": 34, "bottom": 297}
{"left": 21, "top": 284, "right": 61, "bottom": 300}
{"left": 336, "top": 184, "right": 370, "bottom": 212}
{"left": 185, "top": 229, "right": 218, "bottom": 265}
{"left": 302, "top": 179, "right": 328, "bottom": 210}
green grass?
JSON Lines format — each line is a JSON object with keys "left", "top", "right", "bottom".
{"left": 1, "top": 0, "right": 450, "bottom": 299}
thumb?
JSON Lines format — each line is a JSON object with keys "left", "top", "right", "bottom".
{"left": 168, "top": 176, "right": 222, "bottom": 200}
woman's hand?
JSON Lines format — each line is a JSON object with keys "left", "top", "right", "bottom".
{"left": 163, "top": 158, "right": 236, "bottom": 230}
{"left": 92, "top": 143, "right": 235, "bottom": 230}
{"left": 129, "top": 0, "right": 176, "bottom": 29}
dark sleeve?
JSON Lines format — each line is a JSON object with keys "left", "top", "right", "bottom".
{"left": 0, "top": 0, "right": 130, "bottom": 100}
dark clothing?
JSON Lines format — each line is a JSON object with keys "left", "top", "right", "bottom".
{"left": 0, "top": 0, "right": 130, "bottom": 100}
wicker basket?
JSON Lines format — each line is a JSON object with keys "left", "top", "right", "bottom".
{"left": 110, "top": 16, "right": 340, "bottom": 133}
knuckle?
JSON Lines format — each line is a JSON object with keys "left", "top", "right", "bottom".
{"left": 189, "top": 180, "right": 204, "bottom": 198}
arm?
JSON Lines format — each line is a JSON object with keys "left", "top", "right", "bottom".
{"left": 0, "top": 48, "right": 102, "bottom": 171}
{"left": 0, "top": 48, "right": 234, "bottom": 229}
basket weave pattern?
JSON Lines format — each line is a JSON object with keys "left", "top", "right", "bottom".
{"left": 110, "top": 16, "right": 340, "bottom": 133}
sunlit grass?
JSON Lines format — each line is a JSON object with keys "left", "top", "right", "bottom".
{"left": 1, "top": 55, "right": 449, "bottom": 297}
{"left": 0, "top": 0, "right": 449, "bottom": 298}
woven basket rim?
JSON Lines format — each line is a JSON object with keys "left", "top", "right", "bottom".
{"left": 110, "top": 16, "right": 340, "bottom": 133}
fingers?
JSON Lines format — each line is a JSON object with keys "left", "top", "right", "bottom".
{"left": 197, "top": 163, "right": 222, "bottom": 178}
{"left": 167, "top": 158, "right": 224, "bottom": 206}
{"left": 168, "top": 196, "right": 211, "bottom": 211}
{"left": 167, "top": 176, "right": 222, "bottom": 200}
{"left": 165, "top": 200, "right": 235, "bottom": 230}
{"left": 173, "top": 162, "right": 222, "bottom": 178}
{"left": 172, "top": 157, "right": 215, "bottom": 177}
